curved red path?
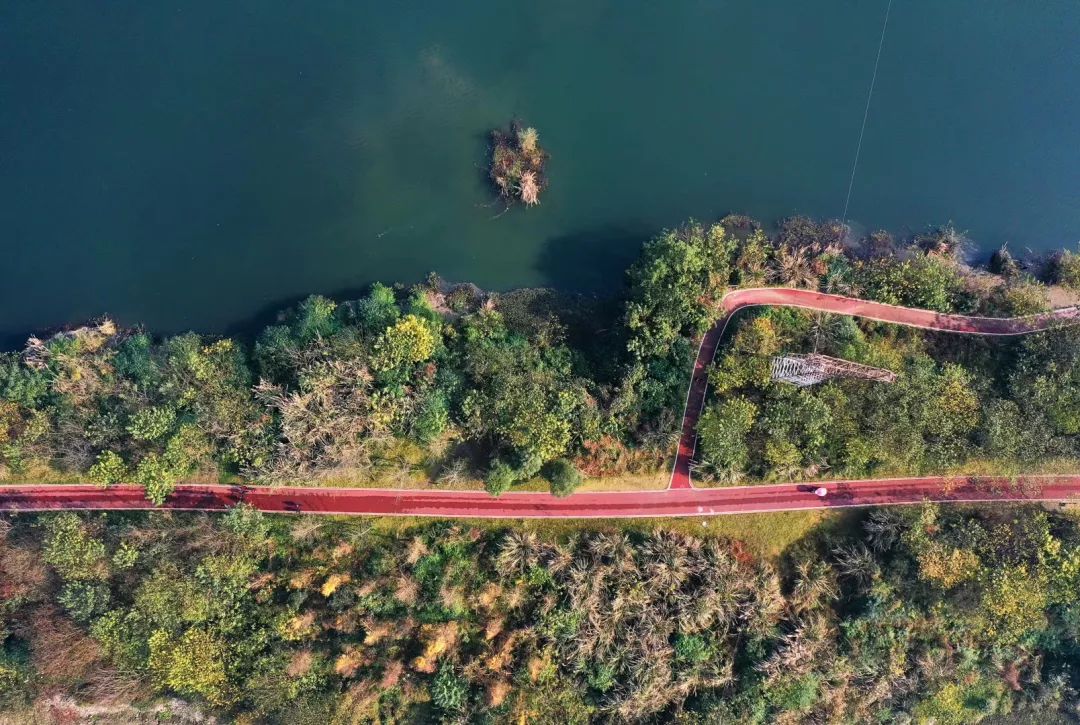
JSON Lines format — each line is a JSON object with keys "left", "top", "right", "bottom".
{"left": 669, "top": 288, "right": 1080, "bottom": 489}
{"left": 0, "top": 289, "right": 1077, "bottom": 519}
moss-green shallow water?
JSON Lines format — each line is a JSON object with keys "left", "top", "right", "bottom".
{"left": 2, "top": 0, "right": 1079, "bottom": 347}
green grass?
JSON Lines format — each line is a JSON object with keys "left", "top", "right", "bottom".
{"left": 338, "top": 508, "right": 849, "bottom": 561}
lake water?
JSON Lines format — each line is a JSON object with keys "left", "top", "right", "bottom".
{"left": 3, "top": 0, "right": 1080, "bottom": 348}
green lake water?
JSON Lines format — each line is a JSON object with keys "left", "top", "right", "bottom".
{"left": 3, "top": 1, "right": 1080, "bottom": 347}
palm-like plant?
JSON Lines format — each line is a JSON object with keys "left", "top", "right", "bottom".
{"left": 496, "top": 530, "right": 540, "bottom": 574}
{"left": 831, "top": 543, "right": 879, "bottom": 584}
{"left": 789, "top": 560, "right": 839, "bottom": 615}
{"left": 771, "top": 244, "right": 819, "bottom": 288}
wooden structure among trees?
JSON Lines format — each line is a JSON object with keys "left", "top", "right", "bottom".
{"left": 770, "top": 353, "right": 897, "bottom": 387}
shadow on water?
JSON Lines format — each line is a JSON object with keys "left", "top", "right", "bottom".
{"left": 0, "top": 222, "right": 656, "bottom": 353}
{"left": 534, "top": 223, "right": 655, "bottom": 293}
{"left": 0, "top": 330, "right": 30, "bottom": 354}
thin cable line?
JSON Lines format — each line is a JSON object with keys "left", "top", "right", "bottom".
{"left": 842, "top": 0, "right": 894, "bottom": 224}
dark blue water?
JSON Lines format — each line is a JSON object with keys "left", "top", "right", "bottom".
{"left": 3, "top": 1, "right": 1079, "bottom": 348}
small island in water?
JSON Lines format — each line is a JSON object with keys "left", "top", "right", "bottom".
{"left": 488, "top": 120, "right": 547, "bottom": 206}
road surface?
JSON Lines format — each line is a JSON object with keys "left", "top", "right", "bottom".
{"left": 0, "top": 477, "right": 1077, "bottom": 518}
{"left": 1, "top": 288, "right": 1077, "bottom": 519}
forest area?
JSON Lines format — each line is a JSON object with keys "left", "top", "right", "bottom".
{"left": 2, "top": 216, "right": 1080, "bottom": 721}
{"left": 5, "top": 504, "right": 1080, "bottom": 722}
{"left": 1, "top": 215, "right": 1078, "bottom": 499}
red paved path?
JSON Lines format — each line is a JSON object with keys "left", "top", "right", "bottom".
{"left": 1, "top": 289, "right": 1077, "bottom": 519}
{"left": 0, "top": 477, "right": 1078, "bottom": 518}
{"left": 669, "top": 288, "right": 1080, "bottom": 489}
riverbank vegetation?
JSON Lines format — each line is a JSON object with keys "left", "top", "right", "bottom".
{"left": 3, "top": 213, "right": 1080, "bottom": 721}
{"left": 489, "top": 121, "right": 547, "bottom": 206}
{"left": 5, "top": 503, "right": 1080, "bottom": 721}
{"left": 0, "top": 215, "right": 1077, "bottom": 501}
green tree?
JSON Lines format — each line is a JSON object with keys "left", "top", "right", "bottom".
{"left": 58, "top": 581, "right": 112, "bottom": 622}
{"left": 88, "top": 450, "right": 127, "bottom": 486}
{"left": 148, "top": 629, "right": 231, "bottom": 706}
{"left": 544, "top": 458, "right": 582, "bottom": 497}
{"left": 431, "top": 663, "right": 469, "bottom": 712}
{"left": 626, "top": 222, "right": 735, "bottom": 358}
{"left": 43, "top": 513, "right": 108, "bottom": 581}
{"left": 696, "top": 397, "right": 757, "bottom": 481}
{"left": 484, "top": 459, "right": 516, "bottom": 496}
{"left": 352, "top": 282, "right": 401, "bottom": 334}
{"left": 371, "top": 314, "right": 438, "bottom": 372}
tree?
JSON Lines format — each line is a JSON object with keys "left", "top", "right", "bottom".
{"left": 431, "top": 662, "right": 469, "bottom": 712}
{"left": 544, "top": 458, "right": 582, "bottom": 497}
{"left": 460, "top": 310, "right": 590, "bottom": 475}
{"left": 855, "top": 252, "right": 962, "bottom": 312}
{"left": 350, "top": 282, "right": 400, "bottom": 334}
{"left": 696, "top": 397, "right": 757, "bottom": 481}
{"left": 625, "top": 223, "right": 735, "bottom": 358}
{"left": 255, "top": 295, "right": 342, "bottom": 381}
{"left": 126, "top": 406, "right": 176, "bottom": 442}
{"left": 58, "top": 581, "right": 111, "bottom": 623}
{"left": 87, "top": 450, "right": 127, "bottom": 487}
{"left": 148, "top": 629, "right": 231, "bottom": 706}
{"left": 372, "top": 314, "right": 439, "bottom": 372}
{"left": 484, "top": 459, "right": 515, "bottom": 496}
{"left": 43, "top": 513, "right": 108, "bottom": 581}
{"left": 1010, "top": 327, "right": 1080, "bottom": 437}
{"left": 1052, "top": 247, "right": 1080, "bottom": 289}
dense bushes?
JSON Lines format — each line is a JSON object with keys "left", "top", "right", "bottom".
{"left": 696, "top": 306, "right": 1080, "bottom": 483}
{"left": 5, "top": 505, "right": 1080, "bottom": 721}
{"left": 0, "top": 282, "right": 600, "bottom": 497}
{"left": 0, "top": 215, "right": 1076, "bottom": 500}
{"left": 1053, "top": 246, "right": 1080, "bottom": 289}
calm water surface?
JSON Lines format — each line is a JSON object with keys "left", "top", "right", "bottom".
{"left": 3, "top": 1, "right": 1080, "bottom": 346}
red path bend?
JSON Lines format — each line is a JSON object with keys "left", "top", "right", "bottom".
{"left": 1, "top": 289, "right": 1077, "bottom": 519}
{"left": 669, "top": 288, "right": 1080, "bottom": 489}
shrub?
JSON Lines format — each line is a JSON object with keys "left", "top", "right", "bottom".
{"left": 990, "top": 281, "right": 1049, "bottom": 316}
{"left": 412, "top": 391, "right": 450, "bottom": 443}
{"left": 489, "top": 121, "right": 548, "bottom": 206}
{"left": 126, "top": 406, "right": 177, "bottom": 442}
{"left": 544, "top": 458, "right": 582, "bottom": 497}
{"left": 43, "top": 513, "right": 108, "bottom": 581}
{"left": 1053, "top": 248, "right": 1080, "bottom": 289}
{"left": 431, "top": 663, "right": 469, "bottom": 712}
{"left": 88, "top": 450, "right": 127, "bottom": 487}
{"left": 674, "top": 634, "right": 710, "bottom": 665}
{"left": 989, "top": 245, "right": 1020, "bottom": 279}
{"left": 485, "top": 460, "right": 516, "bottom": 496}
{"left": 0, "top": 657, "right": 26, "bottom": 704}
{"left": 58, "top": 581, "right": 111, "bottom": 622}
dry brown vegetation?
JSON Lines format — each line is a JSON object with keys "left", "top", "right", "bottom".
{"left": 489, "top": 120, "right": 548, "bottom": 207}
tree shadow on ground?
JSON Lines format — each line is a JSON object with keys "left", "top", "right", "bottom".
{"left": 778, "top": 508, "right": 867, "bottom": 578}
